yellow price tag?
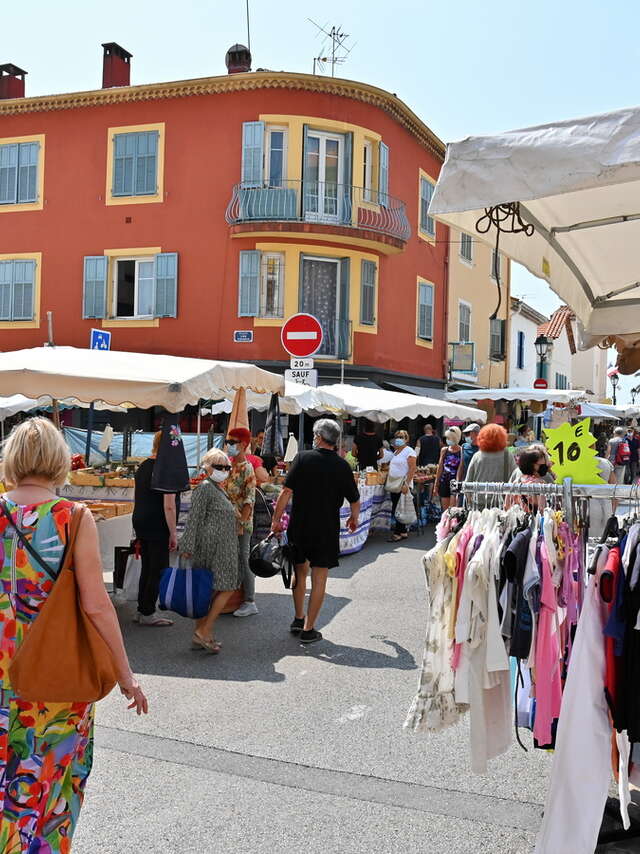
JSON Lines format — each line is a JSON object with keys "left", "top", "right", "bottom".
{"left": 543, "top": 417, "right": 605, "bottom": 484}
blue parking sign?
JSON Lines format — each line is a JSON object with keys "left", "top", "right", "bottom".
{"left": 90, "top": 328, "right": 111, "bottom": 351}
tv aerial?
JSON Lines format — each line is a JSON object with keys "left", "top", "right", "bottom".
{"left": 308, "top": 20, "right": 354, "bottom": 77}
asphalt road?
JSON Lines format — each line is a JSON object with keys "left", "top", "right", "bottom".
{"left": 74, "top": 529, "right": 552, "bottom": 854}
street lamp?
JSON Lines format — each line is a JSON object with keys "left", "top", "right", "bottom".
{"left": 632, "top": 386, "right": 637, "bottom": 406}
{"left": 610, "top": 371, "right": 619, "bottom": 406}
{"left": 534, "top": 334, "right": 551, "bottom": 380}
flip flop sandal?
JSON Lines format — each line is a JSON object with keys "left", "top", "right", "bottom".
{"left": 191, "top": 633, "right": 222, "bottom": 654}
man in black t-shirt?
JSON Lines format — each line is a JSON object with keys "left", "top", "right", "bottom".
{"left": 272, "top": 418, "right": 360, "bottom": 644}
{"left": 416, "top": 423, "right": 441, "bottom": 467}
{"left": 353, "top": 420, "right": 383, "bottom": 470}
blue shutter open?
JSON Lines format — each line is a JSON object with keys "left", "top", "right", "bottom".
{"left": 83, "top": 256, "right": 108, "bottom": 319}
{"left": 238, "top": 250, "right": 261, "bottom": 316}
{"left": 337, "top": 258, "right": 351, "bottom": 359}
{"left": 378, "top": 141, "right": 389, "bottom": 206}
{"left": 154, "top": 252, "right": 178, "bottom": 317}
{"left": 241, "top": 121, "right": 265, "bottom": 187}
{"left": 0, "top": 144, "right": 18, "bottom": 205}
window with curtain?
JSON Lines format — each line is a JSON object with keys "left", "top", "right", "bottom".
{"left": 260, "top": 253, "right": 285, "bottom": 318}
{"left": 460, "top": 232, "right": 473, "bottom": 263}
{"left": 417, "top": 280, "right": 434, "bottom": 340}
{"left": 459, "top": 302, "right": 471, "bottom": 342}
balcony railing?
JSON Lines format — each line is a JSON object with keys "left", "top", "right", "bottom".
{"left": 226, "top": 180, "right": 411, "bottom": 242}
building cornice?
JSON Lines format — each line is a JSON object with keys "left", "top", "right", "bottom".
{"left": 510, "top": 296, "right": 548, "bottom": 327}
{"left": 0, "top": 70, "right": 446, "bottom": 159}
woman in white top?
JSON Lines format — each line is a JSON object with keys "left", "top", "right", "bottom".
{"left": 387, "top": 429, "right": 417, "bottom": 541}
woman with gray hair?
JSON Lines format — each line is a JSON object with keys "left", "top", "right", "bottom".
{"left": 179, "top": 448, "right": 240, "bottom": 654}
{"left": 271, "top": 418, "right": 360, "bottom": 644}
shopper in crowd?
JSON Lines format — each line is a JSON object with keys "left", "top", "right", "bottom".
{"left": 353, "top": 419, "right": 383, "bottom": 470}
{"left": 608, "top": 426, "right": 630, "bottom": 485}
{"left": 271, "top": 419, "right": 360, "bottom": 644}
{"left": 506, "top": 432, "right": 517, "bottom": 455}
{"left": 457, "top": 422, "right": 481, "bottom": 480}
{"left": 464, "top": 424, "right": 516, "bottom": 508}
{"left": 0, "top": 418, "right": 147, "bottom": 850}
{"left": 179, "top": 448, "right": 240, "bottom": 653}
{"left": 509, "top": 443, "right": 555, "bottom": 484}
{"left": 514, "top": 425, "right": 530, "bottom": 448}
{"left": 591, "top": 444, "right": 618, "bottom": 537}
{"left": 434, "top": 426, "right": 462, "bottom": 512}
{"left": 132, "top": 430, "right": 178, "bottom": 627}
{"left": 386, "top": 429, "right": 418, "bottom": 542}
{"left": 224, "top": 427, "right": 258, "bottom": 619}
{"left": 416, "top": 422, "right": 442, "bottom": 467}
{"left": 627, "top": 426, "right": 639, "bottom": 483}
{"left": 380, "top": 440, "right": 394, "bottom": 465}
{"left": 506, "top": 446, "right": 550, "bottom": 511}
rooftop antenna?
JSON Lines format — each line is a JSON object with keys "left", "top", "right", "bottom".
{"left": 246, "top": 0, "right": 251, "bottom": 53}
{"left": 308, "top": 19, "right": 354, "bottom": 76}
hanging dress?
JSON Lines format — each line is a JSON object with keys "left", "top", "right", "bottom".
{"left": 0, "top": 498, "right": 94, "bottom": 854}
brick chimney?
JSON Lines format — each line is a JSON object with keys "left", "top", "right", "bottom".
{"left": 225, "top": 44, "right": 252, "bottom": 74}
{"left": 102, "top": 42, "right": 132, "bottom": 88}
{"left": 0, "top": 64, "right": 27, "bottom": 100}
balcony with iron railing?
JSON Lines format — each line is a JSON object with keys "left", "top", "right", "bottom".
{"left": 226, "top": 180, "right": 411, "bottom": 250}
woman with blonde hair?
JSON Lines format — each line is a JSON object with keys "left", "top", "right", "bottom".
{"left": 0, "top": 417, "right": 147, "bottom": 852}
{"left": 179, "top": 448, "right": 240, "bottom": 653}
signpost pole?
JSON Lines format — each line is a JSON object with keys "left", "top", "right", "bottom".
{"left": 85, "top": 402, "right": 95, "bottom": 464}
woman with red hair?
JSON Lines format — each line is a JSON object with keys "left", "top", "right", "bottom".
{"left": 463, "top": 424, "right": 516, "bottom": 507}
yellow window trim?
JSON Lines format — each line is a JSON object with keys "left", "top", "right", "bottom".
{"left": 0, "top": 134, "right": 45, "bottom": 213}
{"left": 100, "top": 246, "right": 162, "bottom": 328}
{"left": 0, "top": 252, "right": 42, "bottom": 328}
{"left": 105, "top": 123, "right": 165, "bottom": 206}
{"left": 251, "top": 241, "right": 379, "bottom": 355}
{"left": 417, "top": 169, "right": 436, "bottom": 245}
{"left": 415, "top": 276, "right": 435, "bottom": 350}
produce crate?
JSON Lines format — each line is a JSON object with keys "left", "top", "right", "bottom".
{"left": 113, "top": 502, "right": 134, "bottom": 516}
{"left": 69, "top": 469, "right": 104, "bottom": 487}
{"left": 86, "top": 502, "right": 117, "bottom": 518}
{"left": 107, "top": 477, "right": 135, "bottom": 488}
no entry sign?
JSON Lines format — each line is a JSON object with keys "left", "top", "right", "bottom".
{"left": 280, "top": 313, "right": 323, "bottom": 358}
{"left": 533, "top": 378, "right": 548, "bottom": 389}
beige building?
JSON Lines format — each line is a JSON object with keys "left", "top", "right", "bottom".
{"left": 447, "top": 228, "right": 511, "bottom": 389}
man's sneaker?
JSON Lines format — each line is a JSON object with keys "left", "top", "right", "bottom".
{"left": 233, "top": 601, "right": 259, "bottom": 618}
{"left": 290, "top": 617, "right": 305, "bottom": 635}
{"left": 138, "top": 611, "right": 174, "bottom": 627}
{"left": 300, "top": 628, "right": 323, "bottom": 644}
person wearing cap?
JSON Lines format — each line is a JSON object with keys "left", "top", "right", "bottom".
{"left": 434, "top": 426, "right": 462, "bottom": 512}
{"left": 457, "top": 422, "right": 481, "bottom": 481}
{"left": 225, "top": 427, "right": 258, "bottom": 618}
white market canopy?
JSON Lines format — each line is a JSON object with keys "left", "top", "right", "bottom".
{"left": 429, "top": 105, "right": 640, "bottom": 347}
{"left": 0, "top": 347, "right": 284, "bottom": 412}
{"left": 0, "top": 394, "right": 127, "bottom": 420}
{"left": 578, "top": 402, "right": 621, "bottom": 421}
{"left": 203, "top": 382, "right": 343, "bottom": 417}
{"left": 314, "top": 383, "right": 487, "bottom": 423}
{"left": 447, "top": 387, "right": 587, "bottom": 404}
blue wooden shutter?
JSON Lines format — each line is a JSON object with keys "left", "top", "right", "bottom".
{"left": 113, "top": 133, "right": 135, "bottom": 196}
{"left": 12, "top": 259, "right": 35, "bottom": 320}
{"left": 418, "top": 282, "right": 433, "bottom": 339}
{"left": 83, "top": 256, "right": 108, "bottom": 319}
{"left": 154, "top": 252, "right": 178, "bottom": 317}
{"left": 0, "top": 260, "right": 13, "bottom": 319}
{"left": 338, "top": 257, "right": 351, "bottom": 358}
{"left": 378, "top": 141, "right": 389, "bottom": 206}
{"left": 241, "top": 121, "right": 264, "bottom": 187}
{"left": 0, "top": 144, "right": 18, "bottom": 204}
{"left": 420, "top": 177, "right": 435, "bottom": 235}
{"left": 360, "top": 260, "right": 376, "bottom": 325}
{"left": 17, "top": 142, "right": 39, "bottom": 203}
{"left": 517, "top": 330, "right": 525, "bottom": 369}
{"left": 341, "top": 132, "right": 353, "bottom": 224}
{"left": 238, "top": 250, "right": 261, "bottom": 316}
{"left": 135, "top": 131, "right": 159, "bottom": 195}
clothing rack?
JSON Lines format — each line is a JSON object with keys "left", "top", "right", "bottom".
{"left": 452, "top": 476, "right": 640, "bottom": 847}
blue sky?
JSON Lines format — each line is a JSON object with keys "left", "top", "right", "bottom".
{"left": 4, "top": 0, "right": 637, "bottom": 399}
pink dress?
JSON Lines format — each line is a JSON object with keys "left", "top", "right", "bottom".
{"left": 533, "top": 537, "right": 562, "bottom": 745}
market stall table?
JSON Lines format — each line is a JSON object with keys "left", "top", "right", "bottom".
{"left": 339, "top": 484, "right": 392, "bottom": 555}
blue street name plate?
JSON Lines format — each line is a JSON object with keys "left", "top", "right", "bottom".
{"left": 234, "top": 330, "right": 254, "bottom": 343}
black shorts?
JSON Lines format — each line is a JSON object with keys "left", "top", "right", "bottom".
{"left": 439, "top": 478, "right": 453, "bottom": 499}
{"left": 288, "top": 540, "right": 339, "bottom": 570}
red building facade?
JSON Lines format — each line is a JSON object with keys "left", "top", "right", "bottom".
{"left": 0, "top": 46, "right": 448, "bottom": 392}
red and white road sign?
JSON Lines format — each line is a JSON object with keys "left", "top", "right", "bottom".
{"left": 280, "top": 313, "right": 323, "bottom": 358}
{"left": 533, "top": 378, "right": 548, "bottom": 390}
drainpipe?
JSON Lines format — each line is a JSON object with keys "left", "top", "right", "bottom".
{"left": 442, "top": 228, "right": 451, "bottom": 392}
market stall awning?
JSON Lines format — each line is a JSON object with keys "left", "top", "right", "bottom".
{"left": 314, "top": 383, "right": 487, "bottom": 423}
{"left": 577, "top": 402, "right": 621, "bottom": 421}
{"left": 0, "top": 347, "right": 285, "bottom": 412}
{"left": 0, "top": 394, "right": 127, "bottom": 420}
{"left": 429, "top": 105, "right": 640, "bottom": 354}
{"left": 446, "top": 387, "right": 587, "bottom": 404}
{"left": 203, "top": 382, "right": 344, "bottom": 417}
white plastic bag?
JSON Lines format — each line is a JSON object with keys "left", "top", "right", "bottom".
{"left": 121, "top": 553, "right": 142, "bottom": 602}
{"left": 395, "top": 491, "right": 417, "bottom": 526}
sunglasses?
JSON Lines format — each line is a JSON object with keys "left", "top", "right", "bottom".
{"left": 212, "top": 464, "right": 232, "bottom": 472}
{"left": 225, "top": 439, "right": 238, "bottom": 446}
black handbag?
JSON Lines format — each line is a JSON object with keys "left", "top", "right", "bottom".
{"left": 249, "top": 534, "right": 296, "bottom": 589}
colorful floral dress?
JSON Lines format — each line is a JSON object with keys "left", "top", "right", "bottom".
{"left": 0, "top": 498, "right": 94, "bottom": 854}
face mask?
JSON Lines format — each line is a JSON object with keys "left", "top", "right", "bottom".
{"left": 227, "top": 445, "right": 239, "bottom": 458}
{"left": 394, "top": 438, "right": 405, "bottom": 447}
{"left": 210, "top": 469, "right": 229, "bottom": 483}
{"left": 538, "top": 463, "right": 549, "bottom": 477}
{"left": 446, "top": 438, "right": 455, "bottom": 446}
